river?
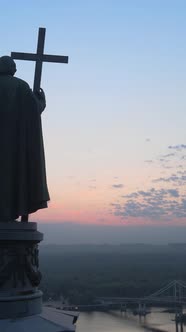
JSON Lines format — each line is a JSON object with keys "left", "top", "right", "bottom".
{"left": 76, "top": 308, "right": 185, "bottom": 332}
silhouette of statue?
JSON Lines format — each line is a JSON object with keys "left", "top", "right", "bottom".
{"left": 0, "top": 56, "right": 49, "bottom": 222}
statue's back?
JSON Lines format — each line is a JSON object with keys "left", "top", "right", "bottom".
{"left": 0, "top": 56, "right": 49, "bottom": 222}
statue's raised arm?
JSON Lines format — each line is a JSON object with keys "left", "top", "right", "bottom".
{"left": 34, "top": 88, "right": 46, "bottom": 114}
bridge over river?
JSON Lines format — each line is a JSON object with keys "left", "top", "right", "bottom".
{"left": 97, "top": 280, "right": 186, "bottom": 318}
{"left": 62, "top": 280, "right": 186, "bottom": 320}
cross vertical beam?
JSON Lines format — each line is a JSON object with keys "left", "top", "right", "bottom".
{"left": 34, "top": 28, "right": 46, "bottom": 93}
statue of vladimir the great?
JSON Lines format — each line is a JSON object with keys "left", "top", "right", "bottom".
{"left": 0, "top": 56, "right": 50, "bottom": 222}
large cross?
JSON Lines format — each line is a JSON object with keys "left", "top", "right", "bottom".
{"left": 11, "top": 27, "right": 68, "bottom": 93}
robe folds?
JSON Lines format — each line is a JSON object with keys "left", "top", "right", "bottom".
{"left": 0, "top": 74, "right": 50, "bottom": 221}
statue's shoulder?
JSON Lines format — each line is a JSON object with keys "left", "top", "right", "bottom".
{"left": 13, "top": 76, "right": 31, "bottom": 92}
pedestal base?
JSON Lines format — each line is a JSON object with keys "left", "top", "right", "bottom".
{"left": 0, "top": 307, "right": 78, "bottom": 331}
{"left": 0, "top": 290, "right": 42, "bottom": 319}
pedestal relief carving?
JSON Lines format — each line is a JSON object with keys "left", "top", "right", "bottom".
{"left": 0, "top": 244, "right": 41, "bottom": 289}
{"left": 0, "top": 222, "right": 43, "bottom": 318}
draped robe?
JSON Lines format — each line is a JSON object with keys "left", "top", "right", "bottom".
{"left": 0, "top": 73, "right": 49, "bottom": 221}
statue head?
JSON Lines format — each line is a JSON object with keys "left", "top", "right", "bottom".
{"left": 0, "top": 56, "right": 17, "bottom": 76}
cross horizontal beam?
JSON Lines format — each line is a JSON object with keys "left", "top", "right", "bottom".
{"left": 11, "top": 27, "right": 69, "bottom": 92}
{"left": 11, "top": 52, "right": 68, "bottom": 64}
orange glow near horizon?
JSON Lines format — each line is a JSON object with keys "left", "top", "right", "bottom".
{"left": 31, "top": 157, "right": 186, "bottom": 226}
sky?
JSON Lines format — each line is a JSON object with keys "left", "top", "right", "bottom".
{"left": 1, "top": 1, "right": 186, "bottom": 239}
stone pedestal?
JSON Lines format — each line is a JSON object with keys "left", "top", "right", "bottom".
{"left": 0, "top": 222, "right": 43, "bottom": 319}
